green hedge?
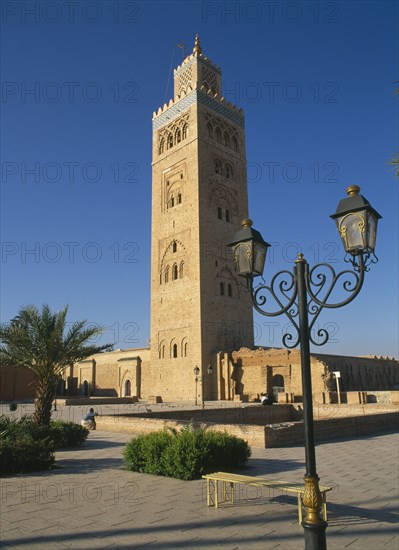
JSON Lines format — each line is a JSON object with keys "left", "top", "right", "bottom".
{"left": 0, "top": 416, "right": 89, "bottom": 476}
{"left": 123, "top": 426, "right": 251, "bottom": 480}
{"left": 0, "top": 416, "right": 89, "bottom": 449}
{"left": 0, "top": 436, "right": 55, "bottom": 475}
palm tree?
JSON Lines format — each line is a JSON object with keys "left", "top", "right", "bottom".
{"left": 0, "top": 305, "right": 113, "bottom": 425}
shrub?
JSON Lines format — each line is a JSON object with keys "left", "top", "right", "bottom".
{"left": 123, "top": 426, "right": 251, "bottom": 480}
{"left": 44, "top": 420, "right": 89, "bottom": 449}
{"left": 0, "top": 416, "right": 89, "bottom": 475}
{"left": 0, "top": 416, "right": 89, "bottom": 449}
{"left": 0, "top": 436, "right": 55, "bottom": 475}
{"left": 123, "top": 431, "right": 173, "bottom": 476}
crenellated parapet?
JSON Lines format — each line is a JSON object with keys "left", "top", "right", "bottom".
{"left": 152, "top": 87, "right": 244, "bottom": 131}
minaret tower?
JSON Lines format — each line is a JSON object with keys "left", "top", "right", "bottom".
{"left": 147, "top": 35, "right": 254, "bottom": 401}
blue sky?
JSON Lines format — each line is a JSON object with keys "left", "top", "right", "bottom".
{"left": 1, "top": 0, "right": 398, "bottom": 357}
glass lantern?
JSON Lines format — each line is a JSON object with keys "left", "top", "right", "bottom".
{"left": 227, "top": 219, "right": 270, "bottom": 278}
{"left": 331, "top": 186, "right": 381, "bottom": 256}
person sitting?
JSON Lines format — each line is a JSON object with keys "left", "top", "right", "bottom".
{"left": 80, "top": 407, "right": 98, "bottom": 430}
{"left": 260, "top": 393, "right": 269, "bottom": 405}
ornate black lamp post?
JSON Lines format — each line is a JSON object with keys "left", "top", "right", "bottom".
{"left": 194, "top": 364, "right": 213, "bottom": 407}
{"left": 228, "top": 185, "right": 381, "bottom": 550}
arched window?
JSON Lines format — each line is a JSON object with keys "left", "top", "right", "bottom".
{"left": 220, "top": 282, "right": 225, "bottom": 296}
{"left": 215, "top": 127, "right": 222, "bottom": 143}
{"left": 172, "top": 264, "right": 178, "bottom": 280}
{"left": 167, "top": 133, "right": 173, "bottom": 149}
{"left": 175, "top": 128, "right": 181, "bottom": 144}
{"left": 215, "top": 159, "right": 222, "bottom": 175}
{"left": 225, "top": 163, "right": 233, "bottom": 179}
{"left": 207, "top": 122, "right": 213, "bottom": 139}
{"left": 159, "top": 342, "right": 166, "bottom": 359}
{"left": 160, "top": 272, "right": 162, "bottom": 285}
{"left": 228, "top": 283, "right": 232, "bottom": 297}
{"left": 165, "top": 266, "right": 169, "bottom": 283}
{"left": 172, "top": 241, "right": 177, "bottom": 253}
{"left": 182, "top": 124, "right": 188, "bottom": 139}
{"left": 159, "top": 139, "right": 165, "bottom": 154}
{"left": 124, "top": 379, "right": 131, "bottom": 397}
{"left": 170, "top": 195, "right": 175, "bottom": 208}
{"left": 173, "top": 343, "right": 178, "bottom": 358}
{"left": 217, "top": 207, "right": 222, "bottom": 220}
{"left": 184, "top": 342, "right": 188, "bottom": 357}
{"left": 232, "top": 136, "right": 238, "bottom": 152}
{"left": 177, "top": 192, "right": 182, "bottom": 204}
{"left": 225, "top": 209, "right": 230, "bottom": 223}
{"left": 224, "top": 132, "right": 230, "bottom": 147}
{"left": 179, "top": 261, "right": 184, "bottom": 278}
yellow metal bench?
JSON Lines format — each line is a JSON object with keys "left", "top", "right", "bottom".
{"left": 202, "top": 472, "right": 333, "bottom": 523}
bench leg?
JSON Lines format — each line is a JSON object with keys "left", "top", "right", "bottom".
{"left": 207, "top": 479, "right": 215, "bottom": 507}
{"left": 298, "top": 493, "right": 303, "bottom": 525}
{"left": 223, "top": 482, "right": 235, "bottom": 504}
{"left": 322, "top": 493, "right": 327, "bottom": 521}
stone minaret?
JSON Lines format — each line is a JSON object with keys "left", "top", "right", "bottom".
{"left": 147, "top": 35, "right": 254, "bottom": 401}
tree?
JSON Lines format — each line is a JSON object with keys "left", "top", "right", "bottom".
{"left": 0, "top": 305, "right": 113, "bottom": 425}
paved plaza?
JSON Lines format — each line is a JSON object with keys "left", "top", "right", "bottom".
{"left": 0, "top": 405, "right": 398, "bottom": 549}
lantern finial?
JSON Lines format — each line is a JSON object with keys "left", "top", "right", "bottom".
{"left": 242, "top": 218, "right": 253, "bottom": 229}
{"left": 346, "top": 185, "right": 360, "bottom": 197}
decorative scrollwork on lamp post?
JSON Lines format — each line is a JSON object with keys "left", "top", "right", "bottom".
{"left": 227, "top": 186, "right": 381, "bottom": 550}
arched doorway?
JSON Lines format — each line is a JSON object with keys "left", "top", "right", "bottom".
{"left": 82, "top": 380, "right": 89, "bottom": 397}
{"left": 272, "top": 374, "right": 285, "bottom": 400}
{"left": 124, "top": 379, "right": 132, "bottom": 397}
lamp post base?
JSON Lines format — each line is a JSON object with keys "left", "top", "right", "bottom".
{"left": 302, "top": 474, "right": 327, "bottom": 549}
{"left": 302, "top": 520, "right": 327, "bottom": 550}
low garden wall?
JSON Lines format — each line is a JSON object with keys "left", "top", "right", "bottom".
{"left": 97, "top": 416, "right": 267, "bottom": 447}
{"left": 59, "top": 397, "right": 139, "bottom": 405}
{"left": 265, "top": 412, "right": 399, "bottom": 448}
{"left": 311, "top": 403, "right": 398, "bottom": 420}
{"left": 96, "top": 408, "right": 399, "bottom": 449}
{"left": 126, "top": 404, "right": 296, "bottom": 425}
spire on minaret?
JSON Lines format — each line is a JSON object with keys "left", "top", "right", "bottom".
{"left": 193, "top": 33, "right": 202, "bottom": 55}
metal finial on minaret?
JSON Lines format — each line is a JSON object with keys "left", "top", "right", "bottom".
{"left": 193, "top": 33, "right": 202, "bottom": 55}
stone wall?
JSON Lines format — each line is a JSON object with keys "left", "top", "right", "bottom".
{"left": 0, "top": 366, "right": 36, "bottom": 401}
{"left": 265, "top": 412, "right": 399, "bottom": 448}
{"left": 96, "top": 410, "right": 399, "bottom": 449}
{"left": 122, "top": 404, "right": 296, "bottom": 425}
{"left": 313, "top": 353, "right": 399, "bottom": 392}
{"left": 67, "top": 348, "right": 150, "bottom": 398}
{"left": 97, "top": 415, "right": 267, "bottom": 447}
{"left": 231, "top": 348, "right": 328, "bottom": 399}
{"left": 229, "top": 348, "right": 398, "bottom": 403}
{"left": 310, "top": 403, "right": 398, "bottom": 420}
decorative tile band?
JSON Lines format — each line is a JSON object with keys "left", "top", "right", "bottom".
{"left": 197, "top": 93, "right": 244, "bottom": 128}
{"left": 153, "top": 91, "right": 244, "bottom": 131}
{"left": 153, "top": 92, "right": 197, "bottom": 130}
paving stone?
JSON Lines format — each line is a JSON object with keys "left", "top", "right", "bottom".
{"left": 1, "top": 427, "right": 398, "bottom": 549}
